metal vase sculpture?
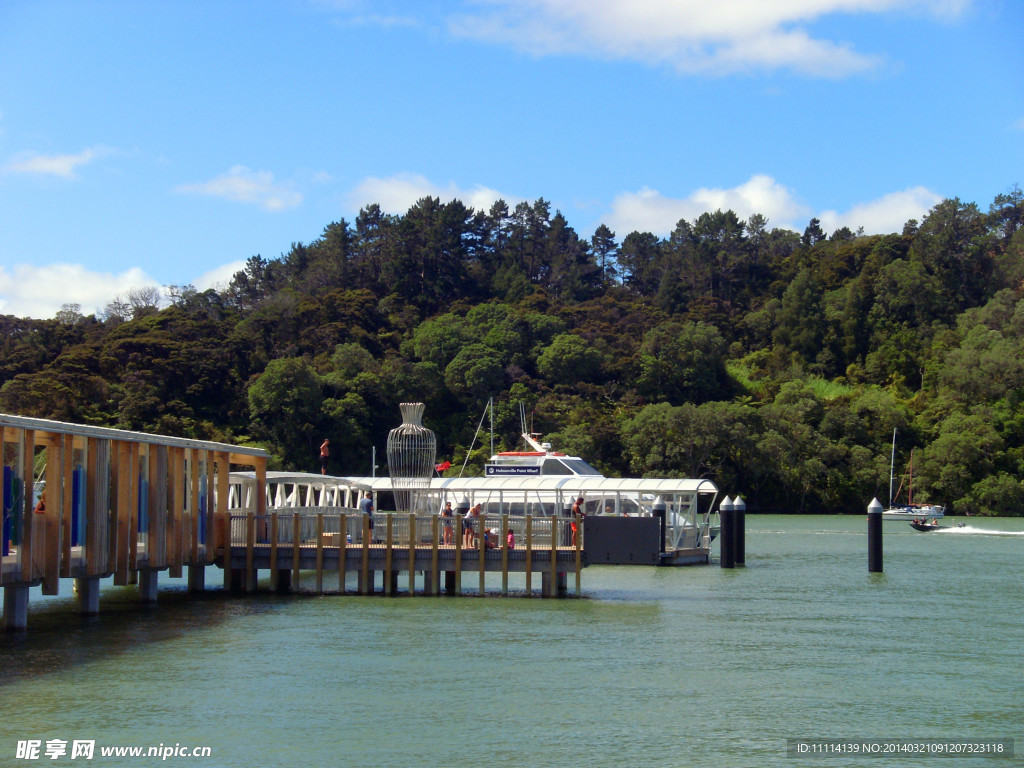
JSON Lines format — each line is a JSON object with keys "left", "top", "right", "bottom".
{"left": 386, "top": 403, "right": 436, "bottom": 514}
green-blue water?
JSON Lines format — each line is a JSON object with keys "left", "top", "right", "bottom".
{"left": 2, "top": 516, "right": 1022, "bottom": 767}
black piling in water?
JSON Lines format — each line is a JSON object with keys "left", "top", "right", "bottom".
{"left": 652, "top": 497, "right": 667, "bottom": 554}
{"left": 868, "top": 497, "right": 883, "bottom": 572}
{"left": 733, "top": 496, "right": 746, "bottom": 566}
{"left": 719, "top": 496, "right": 735, "bottom": 569}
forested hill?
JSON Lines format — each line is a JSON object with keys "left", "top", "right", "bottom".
{"left": 3, "top": 189, "right": 1023, "bottom": 514}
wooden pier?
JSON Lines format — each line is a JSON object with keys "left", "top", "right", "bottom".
{"left": 1, "top": 413, "right": 268, "bottom": 629}
{"left": 225, "top": 511, "right": 584, "bottom": 598}
{"left": 2, "top": 414, "right": 585, "bottom": 630}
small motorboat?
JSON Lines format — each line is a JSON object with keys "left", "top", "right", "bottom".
{"left": 909, "top": 518, "right": 945, "bottom": 532}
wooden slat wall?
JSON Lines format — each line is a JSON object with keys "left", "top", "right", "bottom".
{"left": 128, "top": 442, "right": 141, "bottom": 582}
{"left": 168, "top": 447, "right": 184, "bottom": 578}
{"left": 60, "top": 434, "right": 74, "bottom": 579}
{"left": 21, "top": 428, "right": 35, "bottom": 582}
{"left": 41, "top": 434, "right": 63, "bottom": 594}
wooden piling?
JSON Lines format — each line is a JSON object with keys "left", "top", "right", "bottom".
{"left": 384, "top": 514, "right": 394, "bottom": 596}
{"left": 360, "top": 513, "right": 370, "bottom": 595}
{"left": 245, "top": 511, "right": 255, "bottom": 591}
{"left": 315, "top": 513, "right": 324, "bottom": 594}
{"left": 339, "top": 513, "right": 348, "bottom": 593}
{"left": 408, "top": 512, "right": 416, "bottom": 594}
{"left": 270, "top": 512, "right": 279, "bottom": 591}
{"left": 525, "top": 515, "right": 533, "bottom": 595}
{"left": 501, "top": 514, "right": 509, "bottom": 596}
{"left": 549, "top": 515, "right": 558, "bottom": 598}
{"left": 292, "top": 512, "right": 302, "bottom": 588}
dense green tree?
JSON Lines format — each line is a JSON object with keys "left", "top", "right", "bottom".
{"left": 248, "top": 357, "right": 323, "bottom": 467}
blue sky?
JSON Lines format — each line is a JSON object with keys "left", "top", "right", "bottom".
{"left": 1, "top": 0, "right": 1021, "bottom": 319}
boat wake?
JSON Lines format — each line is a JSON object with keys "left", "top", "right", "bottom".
{"left": 942, "top": 525, "right": 1024, "bottom": 536}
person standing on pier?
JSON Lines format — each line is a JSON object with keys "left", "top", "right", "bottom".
{"left": 319, "top": 438, "right": 330, "bottom": 474}
{"left": 359, "top": 492, "right": 374, "bottom": 540}
{"left": 571, "top": 496, "right": 585, "bottom": 546}
{"left": 442, "top": 501, "right": 454, "bottom": 545}
{"left": 464, "top": 504, "right": 480, "bottom": 548}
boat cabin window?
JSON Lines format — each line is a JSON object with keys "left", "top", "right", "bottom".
{"left": 542, "top": 459, "right": 572, "bottom": 475}
{"left": 540, "top": 458, "right": 602, "bottom": 476}
{"left": 560, "top": 458, "right": 602, "bottom": 476}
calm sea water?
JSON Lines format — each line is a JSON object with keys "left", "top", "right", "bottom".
{"left": 2, "top": 515, "right": 1022, "bottom": 768}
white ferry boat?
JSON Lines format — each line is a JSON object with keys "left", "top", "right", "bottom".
{"left": 228, "top": 431, "right": 722, "bottom": 561}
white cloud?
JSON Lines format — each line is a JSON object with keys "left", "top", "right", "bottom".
{"left": 606, "top": 175, "right": 809, "bottom": 235}
{"left": 192, "top": 260, "right": 248, "bottom": 293}
{"left": 449, "top": 0, "right": 969, "bottom": 77}
{"left": 817, "top": 186, "right": 942, "bottom": 234}
{"left": 0, "top": 264, "right": 160, "bottom": 320}
{"left": 175, "top": 166, "right": 302, "bottom": 211}
{"left": 604, "top": 175, "right": 943, "bottom": 236}
{"left": 349, "top": 172, "right": 520, "bottom": 214}
{"left": 3, "top": 146, "right": 110, "bottom": 178}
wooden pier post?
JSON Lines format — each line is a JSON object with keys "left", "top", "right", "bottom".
{"left": 478, "top": 513, "right": 486, "bottom": 595}
{"left": 429, "top": 515, "right": 439, "bottom": 596}
{"left": 315, "top": 513, "right": 324, "bottom": 595}
{"left": 360, "top": 513, "right": 370, "bottom": 595}
{"left": 139, "top": 568, "right": 158, "bottom": 603}
{"left": 384, "top": 514, "right": 394, "bottom": 596}
{"left": 548, "top": 515, "right": 558, "bottom": 598}
{"left": 245, "top": 511, "right": 256, "bottom": 591}
{"left": 269, "top": 512, "right": 279, "bottom": 591}
{"left": 292, "top": 512, "right": 301, "bottom": 589}
{"left": 501, "top": 514, "right": 509, "bottom": 596}
{"left": 525, "top": 516, "right": 533, "bottom": 595}
{"left": 454, "top": 517, "right": 463, "bottom": 596}
{"left": 4, "top": 585, "right": 29, "bottom": 630}
{"left": 339, "top": 513, "right": 348, "bottom": 593}
{"left": 408, "top": 513, "right": 416, "bottom": 595}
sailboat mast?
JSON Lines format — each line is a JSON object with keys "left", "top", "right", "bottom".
{"left": 889, "top": 428, "right": 896, "bottom": 507}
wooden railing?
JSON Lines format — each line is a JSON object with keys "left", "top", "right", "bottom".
{"left": 225, "top": 511, "right": 585, "bottom": 597}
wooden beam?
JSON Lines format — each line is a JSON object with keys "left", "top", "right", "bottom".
{"left": 338, "top": 512, "right": 347, "bottom": 593}
{"left": 478, "top": 512, "right": 486, "bottom": 595}
{"left": 430, "top": 515, "right": 439, "bottom": 596}
{"left": 384, "top": 514, "right": 393, "bottom": 596}
{"left": 21, "top": 428, "right": 35, "bottom": 582}
{"left": 269, "top": 512, "right": 279, "bottom": 591}
{"left": 127, "top": 441, "right": 139, "bottom": 584}
{"left": 454, "top": 516, "right": 463, "bottom": 596}
{"left": 501, "top": 514, "right": 509, "bottom": 596}
{"left": 575, "top": 516, "right": 583, "bottom": 595}
{"left": 292, "top": 512, "right": 301, "bottom": 588}
{"left": 549, "top": 514, "right": 558, "bottom": 598}
{"left": 205, "top": 449, "right": 215, "bottom": 564}
{"left": 315, "top": 513, "right": 324, "bottom": 595}
{"left": 168, "top": 447, "right": 184, "bottom": 578}
{"left": 41, "top": 434, "right": 63, "bottom": 594}
{"left": 60, "top": 434, "right": 74, "bottom": 579}
{"left": 113, "top": 441, "right": 132, "bottom": 586}
{"left": 360, "top": 513, "right": 370, "bottom": 595}
{"left": 525, "top": 516, "right": 533, "bottom": 595}
{"left": 84, "top": 436, "right": 98, "bottom": 577}
{"left": 190, "top": 448, "right": 201, "bottom": 566}
{"left": 407, "top": 513, "right": 415, "bottom": 595}
{"left": 245, "top": 511, "right": 255, "bottom": 592}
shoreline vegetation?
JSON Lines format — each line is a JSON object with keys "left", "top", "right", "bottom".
{"left": 2, "top": 189, "right": 1023, "bottom": 516}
